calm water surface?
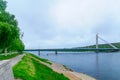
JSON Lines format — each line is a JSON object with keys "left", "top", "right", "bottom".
{"left": 31, "top": 51, "right": 120, "bottom": 80}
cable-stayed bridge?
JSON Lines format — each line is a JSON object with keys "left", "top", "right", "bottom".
{"left": 25, "top": 34, "right": 120, "bottom": 54}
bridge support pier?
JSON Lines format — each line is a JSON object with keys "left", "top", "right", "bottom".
{"left": 38, "top": 51, "right": 40, "bottom": 56}
{"left": 96, "top": 49, "right": 99, "bottom": 53}
{"left": 55, "top": 50, "right": 58, "bottom": 55}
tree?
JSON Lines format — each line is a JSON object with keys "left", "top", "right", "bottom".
{"left": 0, "top": 0, "right": 25, "bottom": 54}
{"left": 8, "top": 38, "right": 25, "bottom": 53}
{"left": 0, "top": 12, "right": 20, "bottom": 53}
{"left": 0, "top": 22, "right": 12, "bottom": 52}
{"left": 0, "top": 11, "right": 18, "bottom": 27}
{"left": 0, "top": 0, "right": 7, "bottom": 12}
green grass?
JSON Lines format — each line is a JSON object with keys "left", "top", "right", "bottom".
{"left": 13, "top": 53, "right": 69, "bottom": 80}
{"left": 29, "top": 53, "right": 52, "bottom": 65}
{"left": 0, "top": 53, "right": 19, "bottom": 60}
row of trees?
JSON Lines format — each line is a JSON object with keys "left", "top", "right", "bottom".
{"left": 0, "top": 0, "right": 24, "bottom": 54}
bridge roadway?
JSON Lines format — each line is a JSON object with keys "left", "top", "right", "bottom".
{"left": 24, "top": 48, "right": 120, "bottom": 52}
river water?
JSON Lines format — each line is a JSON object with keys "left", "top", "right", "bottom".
{"left": 31, "top": 51, "right": 120, "bottom": 80}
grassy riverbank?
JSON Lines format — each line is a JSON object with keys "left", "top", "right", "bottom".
{"left": 29, "top": 53, "right": 52, "bottom": 65}
{"left": 0, "top": 53, "right": 19, "bottom": 60}
{"left": 13, "top": 53, "right": 69, "bottom": 80}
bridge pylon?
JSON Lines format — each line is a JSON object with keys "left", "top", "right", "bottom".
{"left": 55, "top": 50, "right": 58, "bottom": 55}
{"left": 96, "top": 33, "right": 99, "bottom": 53}
{"left": 95, "top": 33, "right": 118, "bottom": 53}
{"left": 96, "top": 33, "right": 98, "bottom": 49}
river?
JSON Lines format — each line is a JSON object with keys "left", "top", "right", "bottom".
{"left": 30, "top": 51, "right": 120, "bottom": 80}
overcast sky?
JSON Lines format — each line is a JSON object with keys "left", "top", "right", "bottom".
{"left": 6, "top": 0, "right": 120, "bottom": 49}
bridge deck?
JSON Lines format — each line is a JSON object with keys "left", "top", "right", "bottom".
{"left": 24, "top": 48, "right": 120, "bottom": 52}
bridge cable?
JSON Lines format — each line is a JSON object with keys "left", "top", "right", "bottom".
{"left": 98, "top": 36, "right": 118, "bottom": 49}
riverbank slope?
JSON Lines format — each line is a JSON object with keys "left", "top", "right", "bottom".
{"left": 0, "top": 53, "right": 96, "bottom": 80}
{"left": 13, "top": 53, "right": 69, "bottom": 80}
{"left": 30, "top": 54, "right": 96, "bottom": 80}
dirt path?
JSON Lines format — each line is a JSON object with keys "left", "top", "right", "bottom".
{"left": 31, "top": 56, "right": 96, "bottom": 80}
{"left": 9, "top": 54, "right": 25, "bottom": 67}
{"left": 50, "top": 62, "right": 96, "bottom": 80}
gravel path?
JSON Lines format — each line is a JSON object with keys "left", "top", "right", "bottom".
{"left": 9, "top": 54, "right": 25, "bottom": 67}
{"left": 50, "top": 62, "right": 96, "bottom": 80}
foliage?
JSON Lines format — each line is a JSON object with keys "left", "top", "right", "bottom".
{"left": 81, "top": 42, "right": 120, "bottom": 48}
{"left": 0, "top": 22, "right": 12, "bottom": 49}
{"left": 0, "top": 11, "right": 18, "bottom": 27}
{"left": 8, "top": 39, "right": 25, "bottom": 52}
{"left": 0, "top": 53, "right": 19, "bottom": 60}
{"left": 0, "top": 0, "right": 24, "bottom": 53}
{"left": 13, "top": 54, "right": 69, "bottom": 80}
{"left": 74, "top": 42, "right": 120, "bottom": 52}
{"left": 0, "top": 0, "right": 7, "bottom": 11}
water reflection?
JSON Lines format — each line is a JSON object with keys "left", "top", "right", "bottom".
{"left": 96, "top": 53, "right": 99, "bottom": 80}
